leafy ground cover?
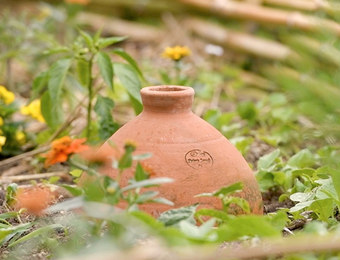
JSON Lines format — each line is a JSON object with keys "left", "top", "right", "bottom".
{"left": 1, "top": 1, "right": 340, "bottom": 260}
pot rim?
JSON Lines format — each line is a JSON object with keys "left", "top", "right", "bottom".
{"left": 141, "top": 85, "right": 194, "bottom": 97}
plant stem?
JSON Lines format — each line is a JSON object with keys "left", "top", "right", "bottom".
{"left": 86, "top": 56, "right": 94, "bottom": 140}
{"left": 68, "top": 158, "right": 100, "bottom": 178}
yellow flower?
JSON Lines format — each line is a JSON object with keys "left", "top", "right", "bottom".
{"left": 20, "top": 99, "right": 45, "bottom": 123}
{"left": 16, "top": 131, "right": 26, "bottom": 145}
{"left": 0, "top": 86, "right": 15, "bottom": 104}
{"left": 0, "top": 117, "right": 3, "bottom": 126}
{"left": 161, "top": 46, "right": 191, "bottom": 61}
{"left": 0, "top": 136, "right": 6, "bottom": 153}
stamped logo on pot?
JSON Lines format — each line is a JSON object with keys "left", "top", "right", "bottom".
{"left": 185, "top": 149, "right": 213, "bottom": 169}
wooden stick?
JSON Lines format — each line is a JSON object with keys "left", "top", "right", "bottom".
{"left": 1, "top": 171, "right": 69, "bottom": 182}
{"left": 76, "top": 12, "right": 165, "bottom": 42}
{"left": 0, "top": 146, "right": 50, "bottom": 170}
{"left": 184, "top": 17, "right": 293, "bottom": 60}
{"left": 264, "top": 0, "right": 331, "bottom": 12}
{"left": 180, "top": 0, "right": 340, "bottom": 36}
{"left": 2, "top": 164, "right": 35, "bottom": 177}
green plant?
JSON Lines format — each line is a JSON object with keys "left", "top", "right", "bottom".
{"left": 32, "top": 28, "right": 143, "bottom": 143}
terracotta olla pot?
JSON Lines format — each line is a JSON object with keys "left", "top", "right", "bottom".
{"left": 97, "top": 85, "right": 262, "bottom": 216}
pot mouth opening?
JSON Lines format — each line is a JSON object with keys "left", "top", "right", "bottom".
{"left": 148, "top": 86, "right": 187, "bottom": 92}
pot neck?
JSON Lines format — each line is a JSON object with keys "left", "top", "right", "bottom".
{"left": 141, "top": 86, "right": 194, "bottom": 113}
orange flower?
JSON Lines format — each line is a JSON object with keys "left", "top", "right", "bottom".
{"left": 140, "top": 162, "right": 156, "bottom": 177}
{"left": 42, "top": 136, "right": 89, "bottom": 167}
{"left": 64, "top": 0, "right": 90, "bottom": 5}
{"left": 15, "top": 187, "right": 55, "bottom": 216}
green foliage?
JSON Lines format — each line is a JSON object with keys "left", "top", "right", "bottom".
{"left": 35, "top": 27, "right": 143, "bottom": 142}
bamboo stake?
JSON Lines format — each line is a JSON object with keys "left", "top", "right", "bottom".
{"left": 184, "top": 17, "right": 293, "bottom": 60}
{"left": 179, "top": 0, "right": 340, "bottom": 36}
{"left": 264, "top": 0, "right": 331, "bottom": 12}
{"left": 76, "top": 12, "right": 165, "bottom": 42}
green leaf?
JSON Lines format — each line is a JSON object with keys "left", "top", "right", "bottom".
{"left": 223, "top": 196, "right": 250, "bottom": 213}
{"left": 179, "top": 218, "right": 216, "bottom": 241}
{"left": 9, "top": 224, "right": 65, "bottom": 247}
{"left": 69, "top": 169, "right": 83, "bottom": 178}
{"left": 41, "top": 91, "right": 64, "bottom": 129}
{"left": 31, "top": 70, "right": 48, "bottom": 101}
{"left": 217, "top": 215, "right": 282, "bottom": 241}
{"left": 94, "top": 94, "right": 114, "bottom": 115}
{"left": 46, "top": 197, "right": 84, "bottom": 213}
{"left": 128, "top": 93, "right": 143, "bottom": 115}
{"left": 46, "top": 58, "right": 71, "bottom": 128}
{"left": 79, "top": 29, "right": 93, "bottom": 48}
{"left": 97, "top": 52, "right": 114, "bottom": 90}
{"left": 257, "top": 149, "right": 280, "bottom": 171}
{"left": 0, "top": 212, "right": 18, "bottom": 220}
{"left": 135, "top": 191, "right": 159, "bottom": 203}
{"left": 309, "top": 198, "right": 334, "bottom": 221}
{"left": 135, "top": 162, "right": 149, "bottom": 181}
{"left": 0, "top": 223, "right": 33, "bottom": 246}
{"left": 112, "top": 48, "right": 143, "bottom": 78}
{"left": 114, "top": 62, "right": 142, "bottom": 103}
{"left": 158, "top": 204, "right": 198, "bottom": 227}
{"left": 329, "top": 168, "right": 340, "bottom": 205}
{"left": 289, "top": 200, "right": 314, "bottom": 213}
{"left": 48, "top": 58, "right": 72, "bottom": 103}
{"left": 97, "top": 36, "right": 127, "bottom": 49}
{"left": 61, "top": 184, "right": 83, "bottom": 196}
{"left": 213, "top": 182, "right": 244, "bottom": 197}
{"left": 76, "top": 58, "right": 90, "bottom": 86}
{"left": 5, "top": 183, "right": 18, "bottom": 205}
{"left": 93, "top": 27, "right": 104, "bottom": 43}
{"left": 287, "top": 149, "right": 315, "bottom": 168}
{"left": 120, "top": 178, "right": 173, "bottom": 192}
{"left": 237, "top": 101, "right": 258, "bottom": 122}
{"left": 195, "top": 209, "right": 233, "bottom": 222}
{"left": 129, "top": 211, "right": 164, "bottom": 229}
{"left": 94, "top": 95, "right": 119, "bottom": 140}
{"left": 150, "top": 197, "right": 174, "bottom": 206}
{"left": 132, "top": 153, "right": 152, "bottom": 161}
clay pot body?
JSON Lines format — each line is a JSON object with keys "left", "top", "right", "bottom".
{"left": 99, "top": 86, "right": 263, "bottom": 216}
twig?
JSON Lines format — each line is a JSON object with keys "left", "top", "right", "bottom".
{"left": 2, "top": 164, "right": 35, "bottom": 177}
{"left": 1, "top": 171, "right": 69, "bottom": 182}
{"left": 77, "top": 12, "right": 165, "bottom": 42}
{"left": 0, "top": 146, "right": 50, "bottom": 170}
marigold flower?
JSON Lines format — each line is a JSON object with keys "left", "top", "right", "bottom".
{"left": 15, "top": 187, "right": 55, "bottom": 216}
{"left": 0, "top": 135, "right": 6, "bottom": 153}
{"left": 64, "top": 0, "right": 90, "bottom": 5}
{"left": 0, "top": 117, "right": 3, "bottom": 126}
{"left": 21, "top": 99, "right": 45, "bottom": 123}
{"left": 0, "top": 86, "right": 15, "bottom": 105}
{"left": 42, "top": 136, "right": 89, "bottom": 167}
{"left": 161, "top": 45, "right": 191, "bottom": 61}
